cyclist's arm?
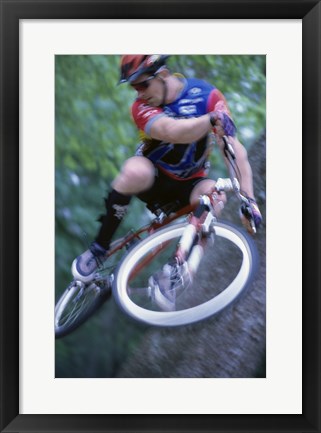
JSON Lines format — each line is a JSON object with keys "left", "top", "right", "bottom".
{"left": 217, "top": 135, "right": 255, "bottom": 199}
{"left": 149, "top": 115, "right": 212, "bottom": 144}
{"left": 148, "top": 87, "right": 231, "bottom": 143}
{"left": 132, "top": 99, "right": 212, "bottom": 144}
{"left": 206, "top": 89, "right": 254, "bottom": 198}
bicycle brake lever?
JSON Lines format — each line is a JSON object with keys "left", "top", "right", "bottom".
{"left": 223, "top": 135, "right": 236, "bottom": 160}
{"left": 240, "top": 202, "right": 256, "bottom": 234}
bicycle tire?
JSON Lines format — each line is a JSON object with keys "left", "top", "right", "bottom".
{"left": 112, "top": 220, "right": 258, "bottom": 327}
{"left": 55, "top": 280, "right": 111, "bottom": 338}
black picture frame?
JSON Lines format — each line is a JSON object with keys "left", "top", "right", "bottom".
{"left": 1, "top": 1, "right": 320, "bottom": 432}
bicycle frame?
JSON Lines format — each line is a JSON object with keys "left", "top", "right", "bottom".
{"left": 55, "top": 136, "right": 258, "bottom": 336}
{"left": 105, "top": 134, "right": 255, "bottom": 264}
{"left": 105, "top": 201, "right": 197, "bottom": 260}
{"left": 102, "top": 177, "right": 235, "bottom": 285}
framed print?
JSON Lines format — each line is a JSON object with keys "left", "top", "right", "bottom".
{"left": 1, "top": 0, "right": 320, "bottom": 432}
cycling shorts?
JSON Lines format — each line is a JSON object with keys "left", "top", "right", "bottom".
{"left": 137, "top": 169, "right": 208, "bottom": 211}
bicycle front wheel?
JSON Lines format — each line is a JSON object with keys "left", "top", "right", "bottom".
{"left": 112, "top": 221, "right": 258, "bottom": 327}
{"left": 55, "top": 280, "right": 111, "bottom": 338}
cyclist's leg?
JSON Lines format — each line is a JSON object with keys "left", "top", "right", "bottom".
{"left": 189, "top": 178, "right": 227, "bottom": 215}
{"left": 137, "top": 169, "right": 182, "bottom": 211}
{"left": 138, "top": 173, "right": 211, "bottom": 211}
{"left": 95, "top": 156, "right": 155, "bottom": 248}
{"left": 189, "top": 178, "right": 216, "bottom": 204}
{"left": 112, "top": 156, "right": 155, "bottom": 195}
{"left": 72, "top": 156, "right": 155, "bottom": 282}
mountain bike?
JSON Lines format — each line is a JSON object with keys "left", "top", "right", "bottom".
{"left": 55, "top": 137, "right": 259, "bottom": 338}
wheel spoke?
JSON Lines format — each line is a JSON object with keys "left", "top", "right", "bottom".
{"left": 60, "top": 291, "right": 94, "bottom": 326}
{"left": 55, "top": 282, "right": 108, "bottom": 337}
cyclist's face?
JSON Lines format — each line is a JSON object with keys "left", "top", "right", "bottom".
{"left": 130, "top": 74, "right": 163, "bottom": 106}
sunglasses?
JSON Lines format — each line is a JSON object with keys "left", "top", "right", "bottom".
{"left": 130, "top": 75, "right": 155, "bottom": 92}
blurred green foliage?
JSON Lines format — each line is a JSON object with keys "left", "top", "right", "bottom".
{"left": 55, "top": 55, "right": 266, "bottom": 377}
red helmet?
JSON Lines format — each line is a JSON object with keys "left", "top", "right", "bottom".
{"left": 119, "top": 55, "right": 170, "bottom": 84}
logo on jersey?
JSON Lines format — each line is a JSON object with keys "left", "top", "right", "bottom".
{"left": 142, "top": 109, "right": 159, "bottom": 118}
{"left": 138, "top": 103, "right": 159, "bottom": 119}
{"left": 179, "top": 97, "right": 204, "bottom": 105}
{"left": 179, "top": 105, "right": 197, "bottom": 115}
{"left": 188, "top": 87, "right": 202, "bottom": 95}
{"left": 138, "top": 103, "right": 149, "bottom": 110}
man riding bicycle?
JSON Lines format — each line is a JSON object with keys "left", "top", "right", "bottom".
{"left": 72, "top": 55, "right": 262, "bottom": 305}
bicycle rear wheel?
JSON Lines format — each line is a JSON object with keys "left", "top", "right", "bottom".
{"left": 112, "top": 220, "right": 258, "bottom": 327}
{"left": 55, "top": 279, "right": 111, "bottom": 338}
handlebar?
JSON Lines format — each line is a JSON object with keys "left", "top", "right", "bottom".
{"left": 212, "top": 134, "right": 257, "bottom": 234}
{"left": 211, "top": 177, "right": 256, "bottom": 234}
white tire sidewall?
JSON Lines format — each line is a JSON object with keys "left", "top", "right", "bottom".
{"left": 113, "top": 221, "right": 254, "bottom": 327}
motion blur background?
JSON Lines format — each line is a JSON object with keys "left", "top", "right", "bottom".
{"left": 55, "top": 55, "right": 266, "bottom": 378}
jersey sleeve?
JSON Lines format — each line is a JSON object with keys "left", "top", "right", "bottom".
{"left": 207, "top": 88, "right": 237, "bottom": 137}
{"left": 131, "top": 100, "right": 165, "bottom": 133}
{"left": 206, "top": 88, "right": 232, "bottom": 116}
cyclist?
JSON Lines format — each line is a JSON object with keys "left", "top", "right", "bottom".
{"left": 72, "top": 55, "right": 262, "bottom": 305}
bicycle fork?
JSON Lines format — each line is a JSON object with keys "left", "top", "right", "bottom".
{"left": 174, "top": 178, "right": 235, "bottom": 278}
{"left": 174, "top": 196, "right": 215, "bottom": 279}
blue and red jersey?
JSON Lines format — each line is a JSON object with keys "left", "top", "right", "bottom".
{"left": 131, "top": 76, "right": 233, "bottom": 180}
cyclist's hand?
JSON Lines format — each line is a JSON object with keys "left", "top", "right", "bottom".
{"left": 240, "top": 198, "right": 262, "bottom": 235}
{"left": 210, "top": 111, "right": 237, "bottom": 137}
{"left": 210, "top": 113, "right": 225, "bottom": 137}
